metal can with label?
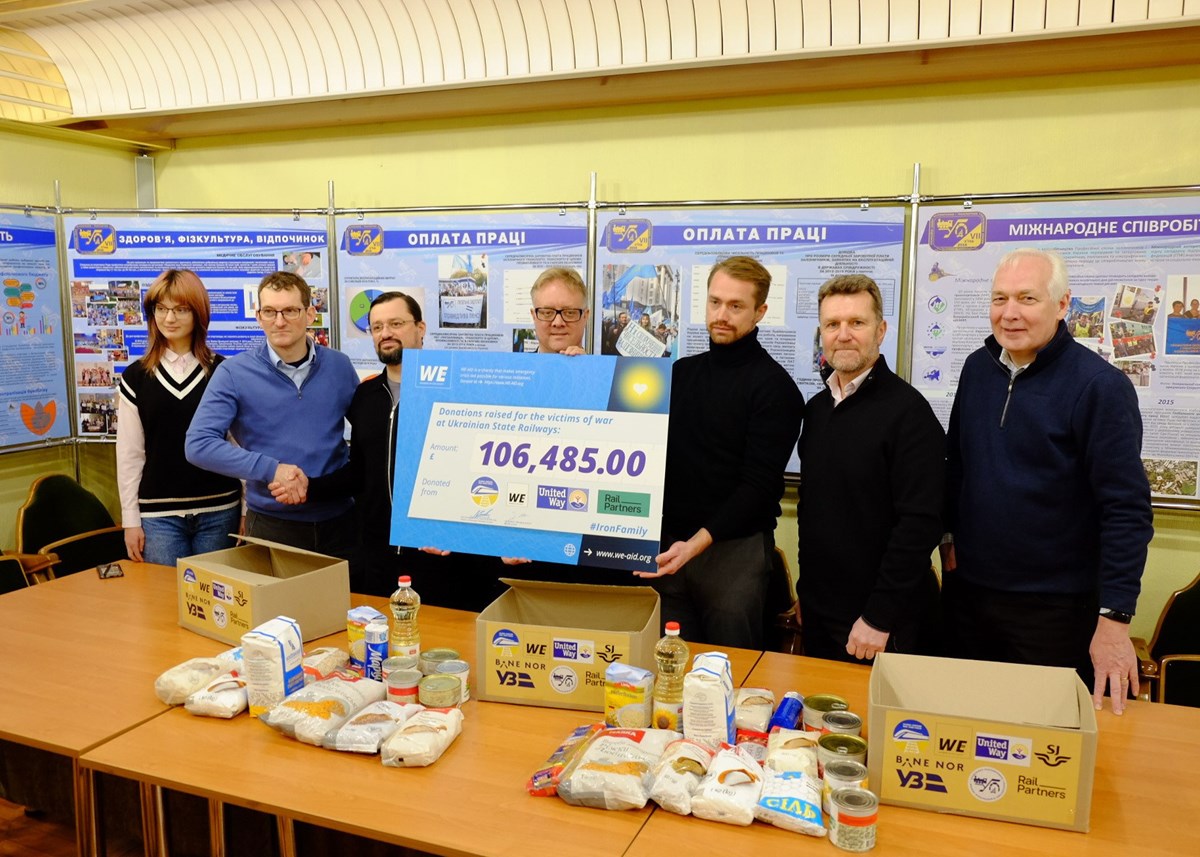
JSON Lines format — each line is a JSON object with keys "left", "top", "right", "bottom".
{"left": 418, "top": 674, "right": 462, "bottom": 708}
{"left": 418, "top": 647, "right": 460, "bottom": 675}
{"left": 829, "top": 787, "right": 878, "bottom": 852}
{"left": 801, "top": 693, "right": 849, "bottom": 731}
{"left": 364, "top": 621, "right": 389, "bottom": 681}
{"left": 381, "top": 655, "right": 419, "bottom": 678}
{"left": 386, "top": 668, "right": 421, "bottom": 702}
{"left": 818, "top": 732, "right": 868, "bottom": 777}
{"left": 822, "top": 710, "right": 863, "bottom": 736}
{"left": 822, "top": 759, "right": 869, "bottom": 817}
{"left": 434, "top": 659, "right": 471, "bottom": 702}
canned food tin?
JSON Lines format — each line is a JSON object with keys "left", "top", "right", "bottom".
{"left": 418, "top": 674, "right": 462, "bottom": 708}
{"left": 364, "top": 621, "right": 389, "bottom": 681}
{"left": 829, "top": 787, "right": 878, "bottom": 852}
{"left": 818, "top": 733, "right": 868, "bottom": 776}
{"left": 822, "top": 710, "right": 863, "bottom": 736}
{"left": 801, "top": 693, "right": 849, "bottom": 731}
{"left": 418, "top": 647, "right": 460, "bottom": 675}
{"left": 822, "top": 759, "right": 869, "bottom": 817}
{"left": 386, "top": 668, "right": 422, "bottom": 701}
{"left": 381, "top": 655, "right": 419, "bottom": 678}
{"left": 434, "top": 659, "right": 471, "bottom": 702}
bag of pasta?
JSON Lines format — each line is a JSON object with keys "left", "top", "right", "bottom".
{"left": 259, "top": 670, "right": 385, "bottom": 745}
{"left": 557, "top": 728, "right": 679, "bottom": 811}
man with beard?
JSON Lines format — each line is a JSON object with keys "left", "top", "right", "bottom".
{"left": 269, "top": 291, "right": 422, "bottom": 593}
{"left": 638, "top": 256, "right": 804, "bottom": 648}
{"left": 796, "top": 275, "right": 944, "bottom": 663}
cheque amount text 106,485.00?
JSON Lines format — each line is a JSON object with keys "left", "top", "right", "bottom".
{"left": 477, "top": 440, "right": 647, "bottom": 477}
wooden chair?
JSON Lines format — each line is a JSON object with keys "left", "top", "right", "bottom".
{"left": 1133, "top": 572, "right": 1200, "bottom": 704}
{"left": 764, "top": 546, "right": 803, "bottom": 655}
{"left": 15, "top": 474, "right": 126, "bottom": 580}
{"left": 0, "top": 553, "right": 31, "bottom": 595}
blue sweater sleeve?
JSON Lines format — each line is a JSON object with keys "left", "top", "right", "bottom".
{"left": 184, "top": 360, "right": 278, "bottom": 484}
{"left": 1074, "top": 370, "right": 1153, "bottom": 614}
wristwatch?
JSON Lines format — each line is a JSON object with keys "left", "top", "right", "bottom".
{"left": 1099, "top": 608, "right": 1134, "bottom": 624}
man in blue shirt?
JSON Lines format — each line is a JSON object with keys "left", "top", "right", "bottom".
{"left": 186, "top": 271, "right": 358, "bottom": 557}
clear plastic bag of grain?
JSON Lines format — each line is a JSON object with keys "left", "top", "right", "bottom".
{"left": 380, "top": 707, "right": 464, "bottom": 767}
{"left": 557, "top": 728, "right": 680, "bottom": 811}
{"left": 323, "top": 701, "right": 424, "bottom": 753}
{"left": 765, "top": 727, "right": 820, "bottom": 778}
{"left": 154, "top": 646, "right": 242, "bottom": 705}
{"left": 184, "top": 671, "right": 247, "bottom": 719}
{"left": 648, "top": 737, "right": 715, "bottom": 815}
{"left": 259, "top": 669, "right": 386, "bottom": 745}
{"left": 690, "top": 743, "right": 764, "bottom": 826}
{"left": 735, "top": 687, "right": 775, "bottom": 733}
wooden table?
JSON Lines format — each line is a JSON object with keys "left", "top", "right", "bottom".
{"left": 0, "top": 562, "right": 228, "bottom": 856}
{"left": 81, "top": 591, "right": 761, "bottom": 857}
{"left": 627, "top": 652, "right": 1200, "bottom": 856}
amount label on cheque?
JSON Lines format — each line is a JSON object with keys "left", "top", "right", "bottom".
{"left": 409, "top": 402, "right": 666, "bottom": 538}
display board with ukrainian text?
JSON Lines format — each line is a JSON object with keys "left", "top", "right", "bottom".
{"left": 63, "top": 215, "right": 329, "bottom": 438}
{"left": 911, "top": 198, "right": 1200, "bottom": 504}
{"left": 334, "top": 212, "right": 588, "bottom": 376}
{"left": 0, "top": 211, "right": 69, "bottom": 448}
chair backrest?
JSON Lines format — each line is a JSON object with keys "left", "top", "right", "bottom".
{"left": 1160, "top": 656, "right": 1200, "bottom": 708}
{"left": 0, "top": 555, "right": 30, "bottom": 595}
{"left": 1150, "top": 572, "right": 1200, "bottom": 663}
{"left": 16, "top": 474, "right": 116, "bottom": 554}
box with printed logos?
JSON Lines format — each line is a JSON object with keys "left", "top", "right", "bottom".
{"left": 868, "top": 653, "right": 1097, "bottom": 832}
{"left": 475, "top": 578, "right": 660, "bottom": 711}
{"left": 177, "top": 536, "right": 349, "bottom": 645}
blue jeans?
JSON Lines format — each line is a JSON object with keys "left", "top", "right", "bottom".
{"left": 140, "top": 507, "right": 240, "bottom": 567}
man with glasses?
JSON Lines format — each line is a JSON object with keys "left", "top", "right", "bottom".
{"left": 530, "top": 267, "right": 589, "bottom": 354}
{"left": 186, "top": 271, "right": 358, "bottom": 558}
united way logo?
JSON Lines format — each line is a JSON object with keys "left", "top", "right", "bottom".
{"left": 928, "top": 295, "right": 948, "bottom": 314}
{"left": 342, "top": 224, "right": 383, "bottom": 255}
{"left": 568, "top": 489, "right": 588, "bottom": 511}
{"left": 470, "top": 476, "right": 499, "bottom": 507}
{"left": 71, "top": 224, "right": 116, "bottom": 254}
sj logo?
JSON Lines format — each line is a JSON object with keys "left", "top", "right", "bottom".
{"left": 1034, "top": 744, "right": 1071, "bottom": 767}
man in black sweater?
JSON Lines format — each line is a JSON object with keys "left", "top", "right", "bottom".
{"left": 796, "top": 275, "right": 944, "bottom": 663}
{"left": 638, "top": 256, "right": 804, "bottom": 648}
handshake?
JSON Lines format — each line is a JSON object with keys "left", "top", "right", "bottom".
{"left": 269, "top": 463, "right": 308, "bottom": 505}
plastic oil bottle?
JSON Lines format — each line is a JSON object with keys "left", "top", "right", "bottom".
{"left": 652, "top": 621, "right": 690, "bottom": 731}
{"left": 389, "top": 575, "right": 421, "bottom": 658}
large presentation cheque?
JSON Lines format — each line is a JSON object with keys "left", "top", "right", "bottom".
{"left": 391, "top": 351, "right": 672, "bottom": 571}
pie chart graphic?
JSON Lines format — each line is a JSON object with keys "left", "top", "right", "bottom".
{"left": 349, "top": 289, "right": 384, "bottom": 332}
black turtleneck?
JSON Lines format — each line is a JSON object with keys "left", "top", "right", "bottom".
{"left": 662, "top": 327, "right": 804, "bottom": 543}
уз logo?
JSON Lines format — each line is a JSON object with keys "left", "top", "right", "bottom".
{"left": 470, "top": 476, "right": 499, "bottom": 507}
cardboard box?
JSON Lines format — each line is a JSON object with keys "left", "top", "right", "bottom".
{"left": 868, "top": 653, "right": 1097, "bottom": 832}
{"left": 178, "top": 536, "right": 349, "bottom": 645}
{"left": 475, "top": 578, "right": 660, "bottom": 711}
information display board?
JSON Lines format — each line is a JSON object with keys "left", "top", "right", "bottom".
{"left": 334, "top": 212, "right": 588, "bottom": 374}
{"left": 0, "top": 211, "right": 69, "bottom": 447}
{"left": 63, "top": 215, "right": 329, "bottom": 437}
{"left": 911, "top": 197, "right": 1200, "bottom": 503}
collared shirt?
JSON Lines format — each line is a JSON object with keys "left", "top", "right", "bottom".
{"left": 999, "top": 348, "right": 1032, "bottom": 379}
{"left": 827, "top": 365, "right": 873, "bottom": 406}
{"left": 268, "top": 341, "right": 313, "bottom": 390}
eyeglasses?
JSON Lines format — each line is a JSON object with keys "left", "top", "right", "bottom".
{"left": 370, "top": 319, "right": 414, "bottom": 335}
{"left": 258, "top": 307, "right": 305, "bottom": 321}
{"left": 154, "top": 304, "right": 193, "bottom": 318}
{"left": 534, "top": 307, "right": 585, "bottom": 322}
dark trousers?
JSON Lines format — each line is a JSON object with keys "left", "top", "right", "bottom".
{"left": 244, "top": 507, "right": 355, "bottom": 563}
{"left": 652, "top": 532, "right": 771, "bottom": 649}
{"left": 942, "top": 574, "right": 1097, "bottom": 689}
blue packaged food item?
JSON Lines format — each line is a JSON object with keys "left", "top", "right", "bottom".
{"left": 768, "top": 691, "right": 803, "bottom": 732}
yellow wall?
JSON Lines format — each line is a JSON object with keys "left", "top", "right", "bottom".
{"left": 0, "top": 124, "right": 136, "bottom": 548}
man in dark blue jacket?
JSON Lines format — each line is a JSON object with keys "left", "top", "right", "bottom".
{"left": 943, "top": 248, "right": 1153, "bottom": 715}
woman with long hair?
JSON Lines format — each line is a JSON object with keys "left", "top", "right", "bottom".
{"left": 117, "top": 270, "right": 241, "bottom": 565}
